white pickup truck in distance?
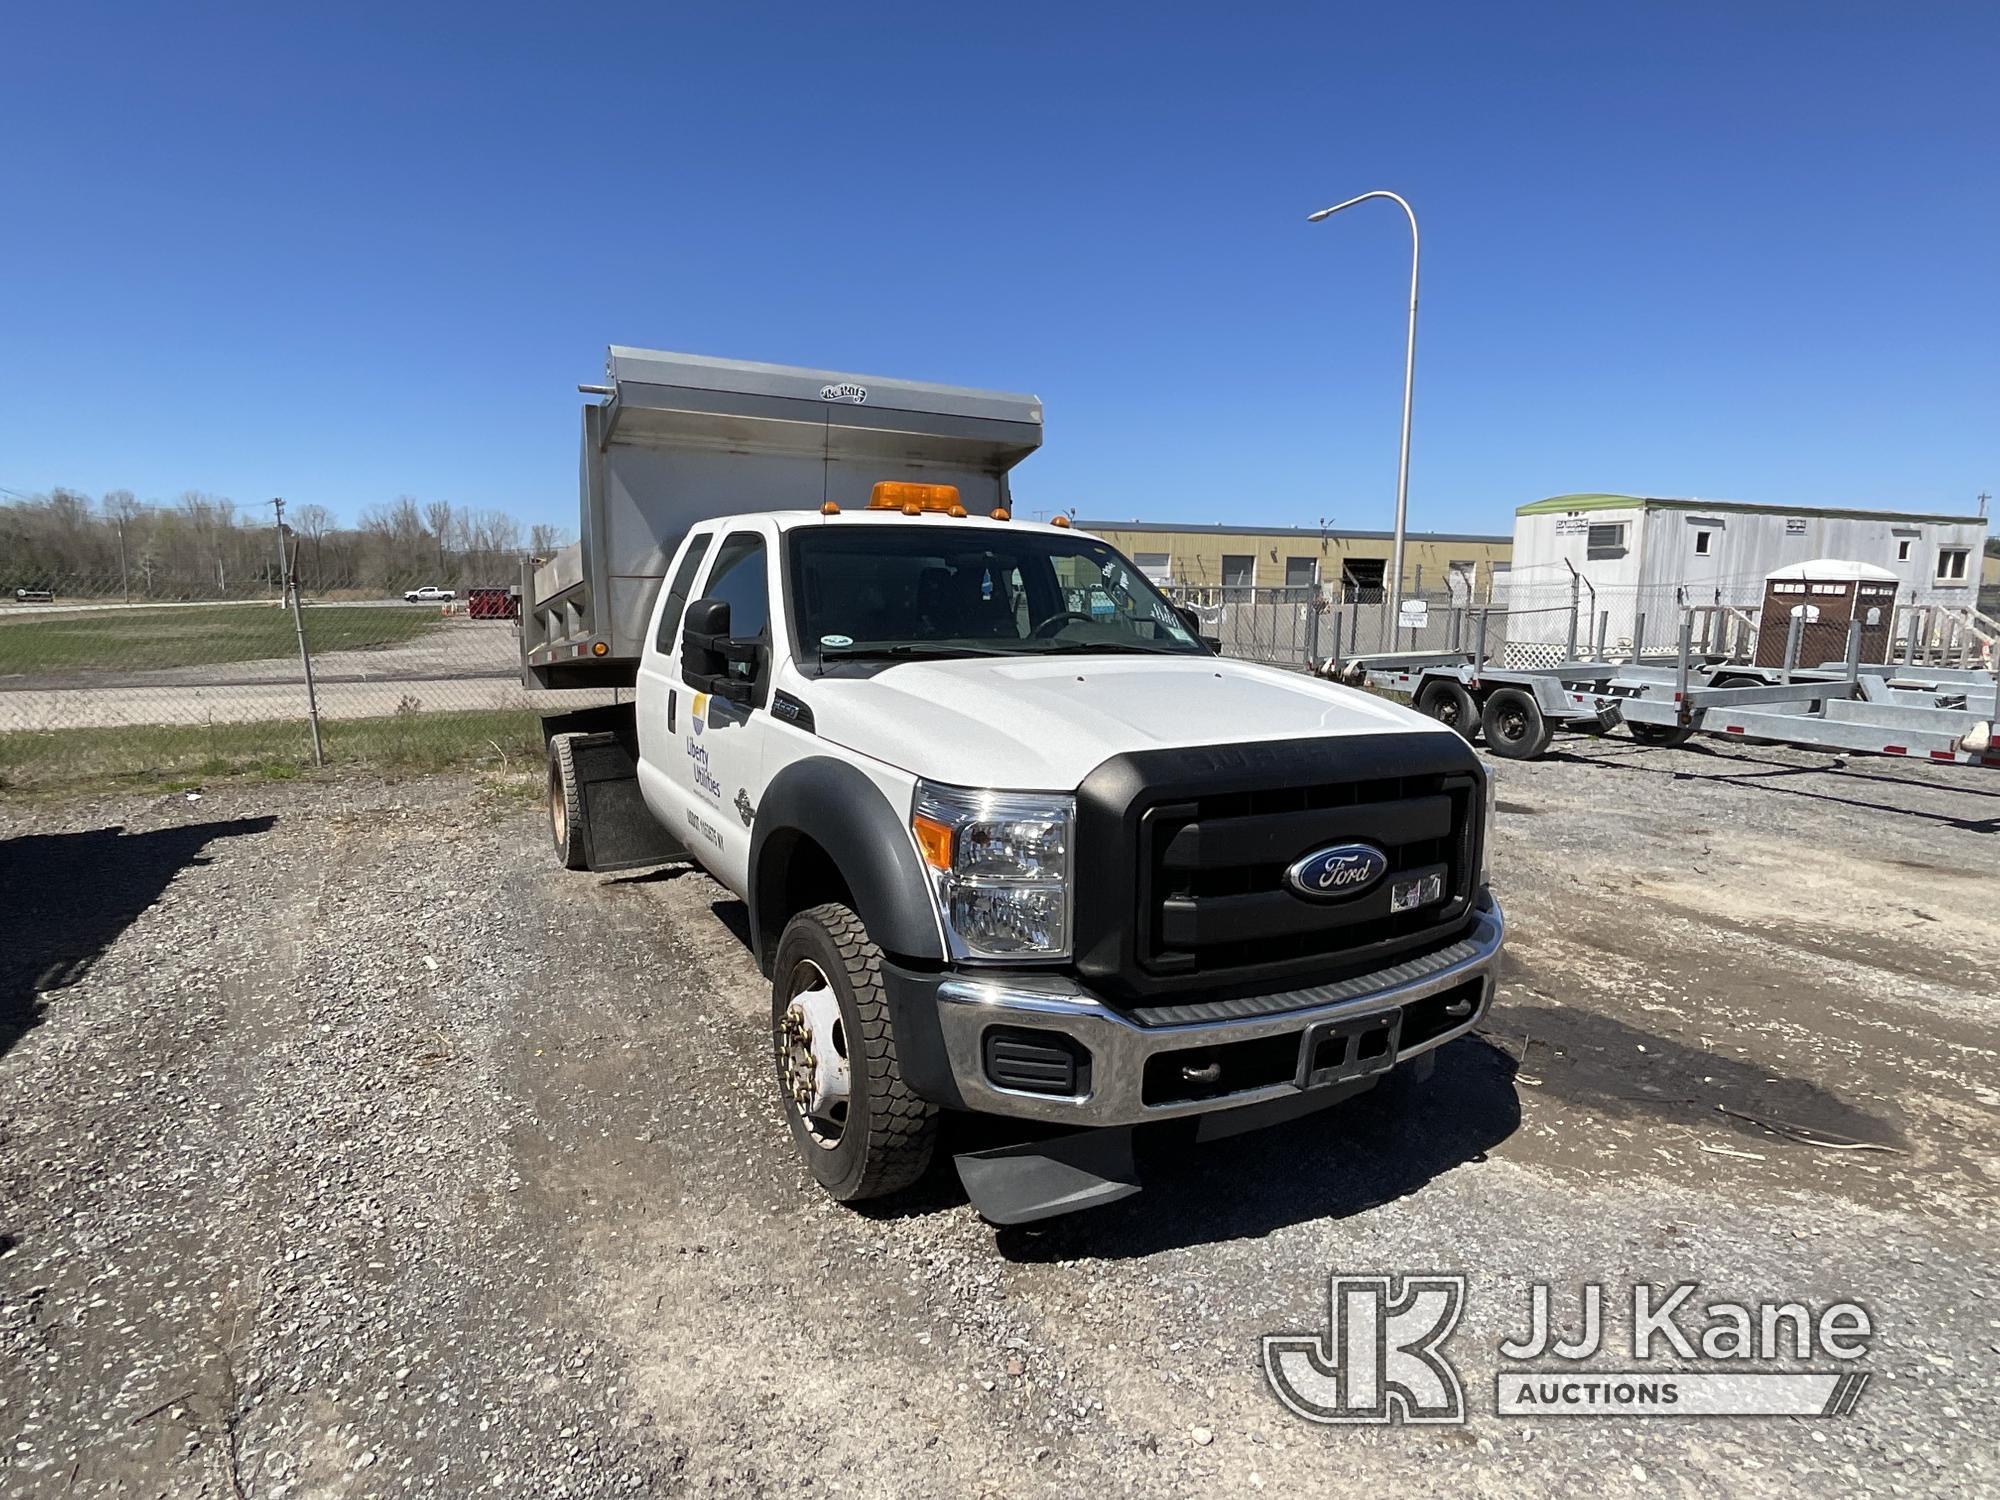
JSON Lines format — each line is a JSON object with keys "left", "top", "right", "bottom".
{"left": 528, "top": 349, "right": 1502, "bottom": 1225}
{"left": 404, "top": 585, "right": 456, "bottom": 602}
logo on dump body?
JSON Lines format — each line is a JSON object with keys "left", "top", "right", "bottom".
{"left": 819, "top": 382, "right": 867, "bottom": 404}
{"left": 1285, "top": 842, "right": 1388, "bottom": 900}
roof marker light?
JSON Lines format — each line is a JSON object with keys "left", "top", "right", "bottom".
{"left": 1051, "top": 515, "right": 1071, "bottom": 528}
{"left": 990, "top": 506, "right": 1012, "bottom": 522}
{"left": 820, "top": 501, "right": 840, "bottom": 516}
{"left": 869, "top": 481, "right": 961, "bottom": 514}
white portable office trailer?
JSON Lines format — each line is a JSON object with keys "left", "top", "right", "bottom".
{"left": 1504, "top": 494, "right": 1988, "bottom": 665}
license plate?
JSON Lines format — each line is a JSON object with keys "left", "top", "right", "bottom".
{"left": 1297, "top": 1007, "right": 1403, "bottom": 1091}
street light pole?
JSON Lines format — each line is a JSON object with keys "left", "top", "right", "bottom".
{"left": 1307, "top": 190, "right": 1420, "bottom": 629}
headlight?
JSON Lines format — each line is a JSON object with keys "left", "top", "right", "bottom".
{"left": 911, "top": 781, "right": 1073, "bottom": 960}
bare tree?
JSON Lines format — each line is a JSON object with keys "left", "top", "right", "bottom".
{"left": 295, "top": 504, "right": 333, "bottom": 591}
{"left": 422, "top": 499, "right": 454, "bottom": 578}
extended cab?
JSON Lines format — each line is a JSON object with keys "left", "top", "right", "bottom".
{"left": 527, "top": 349, "right": 1502, "bottom": 1224}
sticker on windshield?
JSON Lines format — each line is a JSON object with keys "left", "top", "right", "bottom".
{"left": 820, "top": 634, "right": 854, "bottom": 648}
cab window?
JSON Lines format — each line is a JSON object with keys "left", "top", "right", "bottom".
{"left": 655, "top": 531, "right": 714, "bottom": 653}
{"left": 703, "top": 531, "right": 770, "bottom": 640}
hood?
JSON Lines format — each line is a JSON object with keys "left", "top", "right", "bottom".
{"left": 800, "top": 654, "right": 1453, "bottom": 789}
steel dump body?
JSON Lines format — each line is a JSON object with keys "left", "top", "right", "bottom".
{"left": 522, "top": 347, "right": 1044, "bottom": 687}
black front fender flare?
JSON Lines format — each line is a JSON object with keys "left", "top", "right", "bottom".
{"left": 748, "top": 757, "right": 944, "bottom": 972}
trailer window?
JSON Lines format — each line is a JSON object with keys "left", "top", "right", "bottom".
{"left": 703, "top": 532, "right": 770, "bottom": 638}
{"left": 1585, "top": 523, "right": 1626, "bottom": 559}
{"left": 1693, "top": 530, "right": 1712, "bottom": 556}
{"left": 1935, "top": 546, "right": 1969, "bottom": 583}
{"left": 655, "top": 532, "right": 714, "bottom": 653}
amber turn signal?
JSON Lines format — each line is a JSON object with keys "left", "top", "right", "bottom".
{"left": 911, "top": 813, "right": 954, "bottom": 870}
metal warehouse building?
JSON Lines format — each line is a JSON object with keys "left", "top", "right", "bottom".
{"left": 1073, "top": 520, "right": 1513, "bottom": 600}
{"left": 1504, "top": 494, "right": 1992, "bottom": 664}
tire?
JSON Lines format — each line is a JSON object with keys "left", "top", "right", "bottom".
{"left": 1415, "top": 679, "right": 1480, "bottom": 742}
{"left": 1628, "top": 722, "right": 1694, "bottom": 748}
{"left": 547, "top": 733, "right": 587, "bottom": 870}
{"left": 1481, "top": 687, "right": 1554, "bottom": 760}
{"left": 772, "top": 903, "right": 937, "bottom": 1202}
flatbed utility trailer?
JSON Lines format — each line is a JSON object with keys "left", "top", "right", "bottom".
{"left": 1347, "top": 616, "right": 1999, "bottom": 768}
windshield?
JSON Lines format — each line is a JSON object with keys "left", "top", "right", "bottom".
{"left": 787, "top": 525, "right": 1205, "bottom": 664}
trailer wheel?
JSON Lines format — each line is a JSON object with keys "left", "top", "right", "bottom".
{"left": 1481, "top": 688, "right": 1554, "bottom": 760}
{"left": 547, "top": 733, "right": 587, "bottom": 869}
{"left": 1628, "top": 722, "right": 1694, "bottom": 748}
{"left": 772, "top": 903, "right": 938, "bottom": 1203}
{"left": 1416, "top": 679, "right": 1481, "bottom": 742}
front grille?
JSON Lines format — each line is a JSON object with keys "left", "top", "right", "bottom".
{"left": 1142, "top": 772, "right": 1477, "bottom": 976}
{"left": 1072, "top": 732, "right": 1485, "bottom": 1004}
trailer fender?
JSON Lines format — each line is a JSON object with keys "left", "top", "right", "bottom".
{"left": 749, "top": 758, "right": 945, "bottom": 974}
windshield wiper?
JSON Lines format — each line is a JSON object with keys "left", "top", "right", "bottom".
{"left": 818, "top": 644, "right": 1014, "bottom": 662}
{"left": 1027, "top": 641, "right": 1191, "bottom": 657}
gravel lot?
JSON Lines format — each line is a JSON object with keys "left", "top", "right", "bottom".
{"left": 3, "top": 736, "right": 1995, "bottom": 1497}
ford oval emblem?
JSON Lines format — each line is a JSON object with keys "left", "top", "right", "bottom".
{"left": 1285, "top": 842, "right": 1389, "bottom": 901}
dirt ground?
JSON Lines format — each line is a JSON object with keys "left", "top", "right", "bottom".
{"left": 2, "top": 735, "right": 1995, "bottom": 1497}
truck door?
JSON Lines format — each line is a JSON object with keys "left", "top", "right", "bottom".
{"left": 669, "top": 527, "right": 777, "bottom": 894}
{"left": 636, "top": 528, "right": 715, "bottom": 830}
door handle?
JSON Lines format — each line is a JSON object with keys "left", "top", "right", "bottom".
{"left": 668, "top": 689, "right": 676, "bottom": 733}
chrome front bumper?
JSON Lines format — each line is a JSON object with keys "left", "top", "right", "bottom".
{"left": 933, "top": 903, "right": 1504, "bottom": 1127}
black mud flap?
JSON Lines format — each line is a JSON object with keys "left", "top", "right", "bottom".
{"left": 954, "top": 1128, "right": 1141, "bottom": 1226}
{"left": 567, "top": 733, "right": 688, "bottom": 872}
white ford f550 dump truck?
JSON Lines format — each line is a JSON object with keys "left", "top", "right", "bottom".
{"left": 526, "top": 347, "right": 1502, "bottom": 1223}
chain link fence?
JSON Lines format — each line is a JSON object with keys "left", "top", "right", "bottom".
{"left": 1168, "top": 582, "right": 1514, "bottom": 670}
{"left": 9, "top": 565, "right": 1991, "bottom": 793}
{"left": 1170, "top": 574, "right": 1997, "bottom": 676}
{"left": 0, "top": 571, "right": 621, "bottom": 792}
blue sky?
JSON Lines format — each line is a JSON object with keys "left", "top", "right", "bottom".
{"left": 3, "top": 2, "right": 1994, "bottom": 538}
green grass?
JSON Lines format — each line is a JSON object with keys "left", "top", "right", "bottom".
{"left": 0, "top": 708, "right": 547, "bottom": 794}
{"left": 0, "top": 602, "right": 446, "bottom": 675}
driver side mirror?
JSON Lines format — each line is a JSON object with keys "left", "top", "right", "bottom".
{"left": 681, "top": 597, "right": 759, "bottom": 706}
{"left": 1175, "top": 603, "right": 1219, "bottom": 654}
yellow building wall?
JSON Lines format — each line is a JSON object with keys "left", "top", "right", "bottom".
{"left": 1081, "top": 525, "right": 1514, "bottom": 596}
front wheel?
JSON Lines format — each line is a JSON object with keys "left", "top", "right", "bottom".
{"left": 772, "top": 903, "right": 937, "bottom": 1202}
{"left": 1481, "top": 687, "right": 1554, "bottom": 760}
